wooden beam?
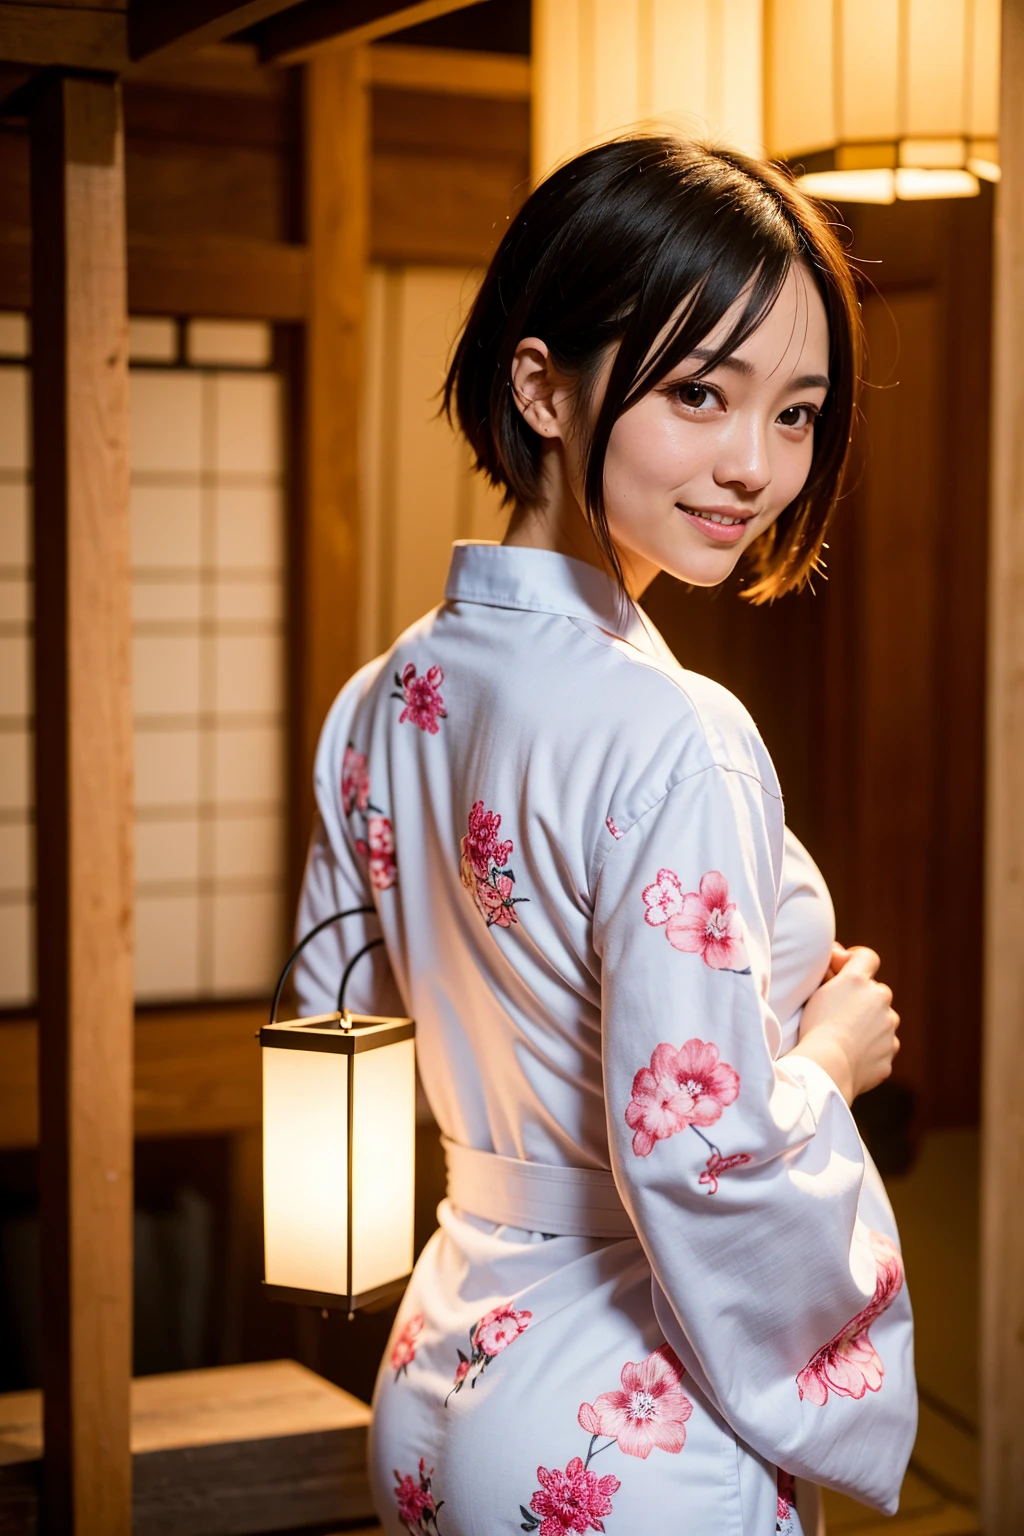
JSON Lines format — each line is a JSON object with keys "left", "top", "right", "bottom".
{"left": 30, "top": 72, "right": 134, "bottom": 1534}
{"left": 0, "top": 1361, "right": 375, "bottom": 1534}
{"left": 252, "top": 0, "right": 483, "bottom": 63}
{"left": 0, "top": 1006, "right": 265, "bottom": 1151}
{"left": 981, "top": 1, "right": 1024, "bottom": 1529}
{"left": 0, "top": 4, "right": 129, "bottom": 71}
{"left": 292, "top": 48, "right": 367, "bottom": 879}
{"left": 0, "top": 232, "right": 309, "bottom": 319}
{"left": 127, "top": 0, "right": 308, "bottom": 63}
{"left": 368, "top": 41, "right": 530, "bottom": 97}
{"left": 372, "top": 143, "right": 527, "bottom": 265}
{"left": 127, "top": 234, "right": 308, "bottom": 317}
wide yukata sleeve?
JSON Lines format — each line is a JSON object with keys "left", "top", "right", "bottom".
{"left": 593, "top": 762, "right": 916, "bottom": 1512}
{"left": 292, "top": 672, "right": 404, "bottom": 1021}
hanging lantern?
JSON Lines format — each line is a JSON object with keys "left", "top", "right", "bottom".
{"left": 260, "top": 909, "right": 416, "bottom": 1313}
{"left": 532, "top": 0, "right": 764, "bottom": 183}
{"left": 765, "top": 0, "right": 999, "bottom": 203}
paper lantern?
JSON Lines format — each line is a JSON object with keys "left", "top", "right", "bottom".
{"left": 765, "top": 0, "right": 1000, "bottom": 202}
{"left": 261, "top": 909, "right": 416, "bottom": 1313}
{"left": 532, "top": 0, "right": 764, "bottom": 182}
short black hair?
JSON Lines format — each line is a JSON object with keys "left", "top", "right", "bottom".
{"left": 444, "top": 135, "right": 863, "bottom": 602}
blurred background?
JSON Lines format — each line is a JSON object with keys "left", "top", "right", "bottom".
{"left": 0, "top": 2, "right": 995, "bottom": 1531}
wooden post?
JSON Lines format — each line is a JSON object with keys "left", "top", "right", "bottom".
{"left": 30, "top": 73, "right": 134, "bottom": 1534}
{"left": 981, "top": 1, "right": 1024, "bottom": 1528}
{"left": 291, "top": 47, "right": 368, "bottom": 886}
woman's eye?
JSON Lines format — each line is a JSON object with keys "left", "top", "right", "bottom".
{"left": 777, "top": 404, "right": 817, "bottom": 429}
{"left": 675, "top": 382, "right": 720, "bottom": 411}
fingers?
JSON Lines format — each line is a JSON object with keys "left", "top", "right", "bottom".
{"left": 824, "top": 943, "right": 851, "bottom": 980}
{"left": 843, "top": 945, "right": 881, "bottom": 978}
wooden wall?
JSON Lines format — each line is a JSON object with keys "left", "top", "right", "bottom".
{"left": 359, "top": 263, "right": 507, "bottom": 665}
{"left": 0, "top": 41, "right": 528, "bottom": 1413}
{"left": 0, "top": 44, "right": 529, "bottom": 311}
{"left": 645, "top": 186, "right": 994, "bottom": 1140}
{"left": 981, "top": 2, "right": 1024, "bottom": 1521}
{"left": 372, "top": 85, "right": 529, "bottom": 265}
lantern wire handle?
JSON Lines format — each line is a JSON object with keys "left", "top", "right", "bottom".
{"left": 336, "top": 937, "right": 386, "bottom": 1017}
{"left": 268, "top": 906, "right": 384, "bottom": 1026}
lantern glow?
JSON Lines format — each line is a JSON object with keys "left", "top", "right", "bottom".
{"left": 765, "top": 0, "right": 1000, "bottom": 202}
{"left": 261, "top": 1011, "right": 416, "bottom": 1311}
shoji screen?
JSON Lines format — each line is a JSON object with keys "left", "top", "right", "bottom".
{"left": 0, "top": 314, "right": 288, "bottom": 1007}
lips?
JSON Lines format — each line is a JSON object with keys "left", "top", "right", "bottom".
{"left": 677, "top": 504, "right": 756, "bottom": 546}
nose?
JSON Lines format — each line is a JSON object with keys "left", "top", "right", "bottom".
{"left": 712, "top": 413, "right": 771, "bottom": 496}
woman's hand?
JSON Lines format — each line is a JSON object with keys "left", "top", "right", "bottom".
{"left": 822, "top": 941, "right": 852, "bottom": 981}
{"left": 785, "top": 945, "right": 900, "bottom": 1106}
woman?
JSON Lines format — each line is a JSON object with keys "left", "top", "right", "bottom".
{"left": 296, "top": 138, "right": 916, "bottom": 1535}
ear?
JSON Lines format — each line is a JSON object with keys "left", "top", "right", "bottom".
{"left": 509, "top": 336, "right": 573, "bottom": 441}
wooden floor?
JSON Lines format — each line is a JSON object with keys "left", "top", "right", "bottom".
{"left": 0, "top": 1360, "right": 376, "bottom": 1534}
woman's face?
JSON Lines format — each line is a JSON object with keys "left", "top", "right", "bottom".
{"left": 578, "top": 262, "right": 831, "bottom": 590}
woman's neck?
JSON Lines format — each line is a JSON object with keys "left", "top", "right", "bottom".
{"left": 501, "top": 445, "right": 657, "bottom": 600}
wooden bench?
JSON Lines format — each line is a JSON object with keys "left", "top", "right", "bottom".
{"left": 0, "top": 1359, "right": 376, "bottom": 1535}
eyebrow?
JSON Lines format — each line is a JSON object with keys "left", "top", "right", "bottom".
{"left": 687, "top": 345, "right": 830, "bottom": 393}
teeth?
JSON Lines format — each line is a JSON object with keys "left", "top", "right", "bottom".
{"left": 689, "top": 509, "right": 741, "bottom": 526}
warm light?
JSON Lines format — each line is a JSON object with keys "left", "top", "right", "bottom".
{"left": 263, "top": 1034, "right": 350, "bottom": 1295}
{"left": 532, "top": 0, "right": 763, "bottom": 182}
{"left": 349, "top": 1035, "right": 417, "bottom": 1297}
{"left": 895, "top": 167, "right": 980, "bottom": 199}
{"left": 765, "top": 0, "right": 1000, "bottom": 201}
{"left": 261, "top": 1011, "right": 416, "bottom": 1310}
{"left": 797, "top": 170, "right": 896, "bottom": 205}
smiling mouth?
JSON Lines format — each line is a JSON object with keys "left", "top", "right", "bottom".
{"left": 677, "top": 505, "right": 754, "bottom": 527}
{"left": 676, "top": 504, "right": 756, "bottom": 545}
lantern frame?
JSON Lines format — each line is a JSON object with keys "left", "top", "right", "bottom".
{"left": 260, "top": 1009, "right": 416, "bottom": 1313}
{"left": 260, "top": 906, "right": 416, "bottom": 1314}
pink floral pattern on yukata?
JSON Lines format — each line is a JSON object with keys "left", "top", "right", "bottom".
{"left": 341, "top": 744, "right": 370, "bottom": 816}
{"left": 392, "top": 662, "right": 448, "bottom": 734}
{"left": 797, "top": 1230, "right": 905, "bottom": 1406}
{"left": 390, "top": 1312, "right": 423, "bottom": 1381}
{"left": 776, "top": 1469, "right": 798, "bottom": 1533}
{"left": 394, "top": 1459, "right": 444, "bottom": 1534}
{"left": 518, "top": 1344, "right": 687, "bottom": 1531}
{"left": 626, "top": 1038, "right": 739, "bottom": 1156}
{"left": 341, "top": 742, "right": 397, "bottom": 890}
{"left": 642, "top": 868, "right": 749, "bottom": 972}
{"left": 446, "top": 1301, "right": 532, "bottom": 1405}
{"left": 605, "top": 815, "right": 623, "bottom": 840}
{"left": 625, "top": 1038, "right": 752, "bottom": 1193}
{"left": 520, "top": 1459, "right": 620, "bottom": 1535}
{"left": 355, "top": 814, "right": 397, "bottom": 891}
{"left": 699, "top": 1149, "right": 754, "bottom": 1194}
{"left": 577, "top": 1344, "right": 692, "bottom": 1459}
{"left": 460, "top": 800, "right": 528, "bottom": 928}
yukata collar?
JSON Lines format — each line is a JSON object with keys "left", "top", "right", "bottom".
{"left": 444, "top": 541, "right": 658, "bottom": 652}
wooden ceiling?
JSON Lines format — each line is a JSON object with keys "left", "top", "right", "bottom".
{"left": 0, "top": 0, "right": 489, "bottom": 74}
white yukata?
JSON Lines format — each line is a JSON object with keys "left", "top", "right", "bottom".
{"left": 295, "top": 541, "right": 916, "bottom": 1536}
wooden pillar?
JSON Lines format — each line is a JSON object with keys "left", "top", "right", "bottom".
{"left": 293, "top": 47, "right": 369, "bottom": 878}
{"left": 982, "top": 1, "right": 1024, "bottom": 1528}
{"left": 30, "top": 73, "right": 134, "bottom": 1534}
